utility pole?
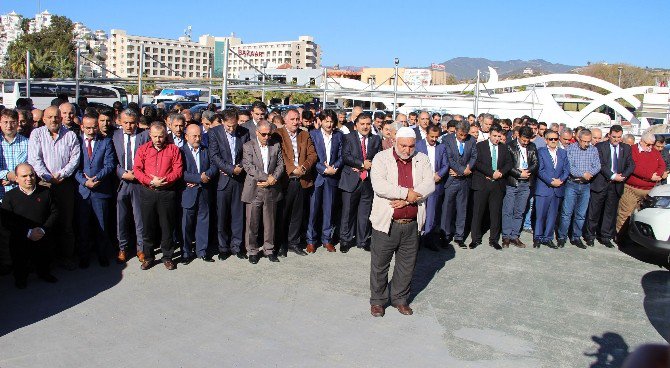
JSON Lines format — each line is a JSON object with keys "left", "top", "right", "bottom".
{"left": 221, "top": 39, "right": 230, "bottom": 107}
{"left": 75, "top": 47, "right": 81, "bottom": 103}
{"left": 138, "top": 44, "right": 145, "bottom": 106}
{"left": 393, "top": 58, "right": 399, "bottom": 121}
{"left": 26, "top": 51, "right": 31, "bottom": 99}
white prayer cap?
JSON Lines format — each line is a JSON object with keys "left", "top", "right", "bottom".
{"left": 395, "top": 127, "right": 416, "bottom": 139}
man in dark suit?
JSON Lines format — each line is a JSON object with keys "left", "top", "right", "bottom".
{"left": 274, "top": 109, "right": 318, "bottom": 257}
{"left": 501, "top": 126, "right": 538, "bottom": 248}
{"left": 180, "top": 124, "right": 218, "bottom": 264}
{"left": 414, "top": 125, "right": 449, "bottom": 250}
{"left": 112, "top": 108, "right": 149, "bottom": 263}
{"left": 584, "top": 125, "right": 634, "bottom": 247}
{"left": 534, "top": 130, "right": 570, "bottom": 248}
{"left": 208, "top": 109, "right": 250, "bottom": 260}
{"left": 240, "top": 101, "right": 275, "bottom": 137}
{"left": 413, "top": 111, "right": 431, "bottom": 141}
{"left": 470, "top": 124, "right": 513, "bottom": 249}
{"left": 75, "top": 113, "right": 116, "bottom": 268}
{"left": 307, "top": 110, "right": 343, "bottom": 253}
{"left": 339, "top": 114, "right": 382, "bottom": 252}
{"left": 241, "top": 121, "right": 284, "bottom": 264}
{"left": 441, "top": 121, "right": 477, "bottom": 248}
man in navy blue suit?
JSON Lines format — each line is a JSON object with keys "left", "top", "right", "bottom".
{"left": 208, "top": 109, "right": 250, "bottom": 260}
{"left": 180, "top": 124, "right": 218, "bottom": 264}
{"left": 414, "top": 125, "right": 449, "bottom": 250}
{"left": 441, "top": 121, "right": 477, "bottom": 249}
{"left": 307, "top": 110, "right": 343, "bottom": 253}
{"left": 112, "top": 109, "right": 149, "bottom": 264}
{"left": 339, "top": 114, "right": 381, "bottom": 252}
{"left": 534, "top": 130, "right": 570, "bottom": 248}
{"left": 75, "top": 113, "right": 116, "bottom": 268}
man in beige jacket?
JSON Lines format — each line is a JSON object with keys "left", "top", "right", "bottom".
{"left": 369, "top": 127, "right": 435, "bottom": 317}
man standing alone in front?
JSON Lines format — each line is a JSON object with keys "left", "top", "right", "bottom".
{"left": 368, "top": 127, "right": 434, "bottom": 317}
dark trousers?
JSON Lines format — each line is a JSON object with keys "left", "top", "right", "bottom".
{"left": 117, "top": 181, "right": 144, "bottom": 252}
{"left": 216, "top": 179, "right": 244, "bottom": 253}
{"left": 50, "top": 178, "right": 76, "bottom": 262}
{"left": 340, "top": 179, "right": 373, "bottom": 247}
{"left": 140, "top": 186, "right": 176, "bottom": 261}
{"left": 471, "top": 183, "right": 504, "bottom": 243}
{"left": 280, "top": 179, "right": 306, "bottom": 250}
{"left": 441, "top": 179, "right": 469, "bottom": 241}
{"left": 585, "top": 185, "right": 620, "bottom": 241}
{"left": 182, "top": 188, "right": 210, "bottom": 258}
{"left": 77, "top": 195, "right": 111, "bottom": 260}
{"left": 370, "top": 222, "right": 419, "bottom": 306}
{"left": 10, "top": 236, "right": 52, "bottom": 282}
{"left": 307, "top": 182, "right": 336, "bottom": 244}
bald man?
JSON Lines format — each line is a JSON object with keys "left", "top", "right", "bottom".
{"left": 59, "top": 102, "right": 81, "bottom": 135}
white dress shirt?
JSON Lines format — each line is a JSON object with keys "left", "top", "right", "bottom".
{"left": 124, "top": 132, "right": 137, "bottom": 170}
{"left": 518, "top": 145, "right": 528, "bottom": 169}
{"left": 188, "top": 144, "right": 201, "bottom": 173}
{"left": 288, "top": 130, "right": 299, "bottom": 167}
{"left": 426, "top": 143, "right": 436, "bottom": 171}
{"left": 258, "top": 139, "right": 269, "bottom": 174}
{"left": 322, "top": 129, "right": 333, "bottom": 164}
{"left": 548, "top": 147, "right": 558, "bottom": 168}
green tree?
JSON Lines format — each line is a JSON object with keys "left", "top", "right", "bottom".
{"left": 290, "top": 92, "right": 316, "bottom": 104}
{"left": 230, "top": 90, "right": 257, "bottom": 105}
{"left": 6, "top": 15, "right": 76, "bottom": 78}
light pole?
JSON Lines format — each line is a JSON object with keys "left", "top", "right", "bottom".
{"left": 261, "top": 60, "right": 268, "bottom": 103}
{"left": 369, "top": 74, "right": 375, "bottom": 111}
{"left": 392, "top": 57, "right": 399, "bottom": 121}
{"left": 221, "top": 39, "right": 230, "bottom": 107}
{"left": 617, "top": 66, "right": 623, "bottom": 123}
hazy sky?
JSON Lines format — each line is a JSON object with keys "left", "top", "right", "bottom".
{"left": 2, "top": 0, "right": 668, "bottom": 69}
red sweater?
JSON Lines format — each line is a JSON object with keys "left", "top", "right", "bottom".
{"left": 627, "top": 144, "right": 666, "bottom": 190}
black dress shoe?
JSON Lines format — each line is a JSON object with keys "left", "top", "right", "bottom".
{"left": 557, "top": 239, "right": 566, "bottom": 248}
{"left": 456, "top": 240, "right": 467, "bottom": 249}
{"left": 38, "top": 273, "right": 58, "bottom": 283}
{"left": 290, "top": 247, "right": 308, "bottom": 256}
{"left": 601, "top": 239, "right": 615, "bottom": 248}
{"left": 277, "top": 249, "right": 288, "bottom": 257}
{"left": 200, "top": 256, "right": 215, "bottom": 262}
{"left": 181, "top": 255, "right": 194, "bottom": 265}
{"left": 571, "top": 238, "right": 586, "bottom": 249}
{"left": 248, "top": 254, "right": 260, "bottom": 264}
{"left": 585, "top": 239, "right": 595, "bottom": 247}
{"left": 267, "top": 254, "right": 279, "bottom": 262}
{"left": 533, "top": 240, "right": 541, "bottom": 248}
{"left": 546, "top": 240, "right": 557, "bottom": 249}
{"left": 218, "top": 252, "right": 231, "bottom": 261}
{"left": 468, "top": 241, "right": 481, "bottom": 249}
{"left": 236, "top": 251, "right": 248, "bottom": 259}
{"left": 79, "top": 259, "right": 90, "bottom": 269}
{"left": 362, "top": 244, "right": 371, "bottom": 252}
{"left": 340, "top": 245, "right": 350, "bottom": 253}
{"left": 489, "top": 242, "right": 502, "bottom": 250}
{"left": 98, "top": 257, "right": 110, "bottom": 267}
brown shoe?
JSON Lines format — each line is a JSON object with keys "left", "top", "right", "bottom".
{"left": 137, "top": 251, "right": 145, "bottom": 263}
{"left": 140, "top": 260, "right": 153, "bottom": 270}
{"left": 513, "top": 238, "right": 526, "bottom": 248}
{"left": 370, "top": 304, "right": 385, "bottom": 317}
{"left": 394, "top": 304, "right": 413, "bottom": 315}
{"left": 502, "top": 238, "right": 511, "bottom": 248}
{"left": 116, "top": 250, "right": 127, "bottom": 264}
{"left": 323, "top": 243, "right": 336, "bottom": 252}
{"left": 306, "top": 244, "right": 316, "bottom": 253}
{"left": 164, "top": 259, "right": 176, "bottom": 270}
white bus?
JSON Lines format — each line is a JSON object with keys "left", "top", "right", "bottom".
{"left": 1, "top": 81, "right": 128, "bottom": 109}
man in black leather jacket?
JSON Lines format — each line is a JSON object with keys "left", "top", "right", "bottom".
{"left": 501, "top": 126, "right": 538, "bottom": 248}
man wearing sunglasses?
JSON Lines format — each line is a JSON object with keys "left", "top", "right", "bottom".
{"left": 534, "top": 130, "right": 569, "bottom": 248}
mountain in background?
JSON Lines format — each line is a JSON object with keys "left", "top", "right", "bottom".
{"left": 439, "top": 57, "right": 579, "bottom": 80}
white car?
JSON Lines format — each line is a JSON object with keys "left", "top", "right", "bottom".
{"left": 629, "top": 184, "right": 670, "bottom": 255}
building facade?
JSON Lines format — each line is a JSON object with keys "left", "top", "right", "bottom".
{"left": 0, "top": 11, "right": 24, "bottom": 67}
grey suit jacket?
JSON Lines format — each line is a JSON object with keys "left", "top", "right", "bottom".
{"left": 241, "top": 139, "right": 284, "bottom": 203}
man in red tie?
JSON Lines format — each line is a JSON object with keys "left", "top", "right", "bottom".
{"left": 338, "top": 114, "right": 382, "bottom": 253}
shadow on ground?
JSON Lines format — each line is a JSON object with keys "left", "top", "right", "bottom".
{"left": 409, "top": 243, "right": 455, "bottom": 303}
{"left": 641, "top": 270, "right": 670, "bottom": 343}
{"left": 0, "top": 263, "right": 124, "bottom": 336}
{"left": 584, "top": 332, "right": 630, "bottom": 368}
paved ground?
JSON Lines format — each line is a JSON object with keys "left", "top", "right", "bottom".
{"left": 0, "top": 233, "right": 668, "bottom": 368}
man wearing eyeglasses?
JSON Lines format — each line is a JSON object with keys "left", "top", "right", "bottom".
{"left": 615, "top": 132, "right": 666, "bottom": 233}
{"left": 584, "top": 125, "right": 634, "bottom": 248}
{"left": 534, "top": 130, "right": 569, "bottom": 248}
{"left": 557, "top": 128, "right": 601, "bottom": 248}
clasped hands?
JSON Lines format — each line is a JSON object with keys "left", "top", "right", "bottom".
{"left": 390, "top": 188, "right": 422, "bottom": 209}
{"left": 351, "top": 160, "right": 372, "bottom": 173}
{"left": 257, "top": 174, "right": 277, "bottom": 187}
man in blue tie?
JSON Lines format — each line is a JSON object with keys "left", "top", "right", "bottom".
{"left": 75, "top": 113, "right": 116, "bottom": 268}
{"left": 414, "top": 125, "right": 449, "bottom": 250}
{"left": 180, "top": 124, "right": 218, "bottom": 264}
{"left": 441, "top": 121, "right": 477, "bottom": 249}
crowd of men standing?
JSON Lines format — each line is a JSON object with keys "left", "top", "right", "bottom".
{"left": 0, "top": 98, "right": 668, "bottom": 306}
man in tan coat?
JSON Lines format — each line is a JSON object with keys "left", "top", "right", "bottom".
{"left": 368, "top": 127, "right": 435, "bottom": 317}
{"left": 273, "top": 109, "right": 317, "bottom": 257}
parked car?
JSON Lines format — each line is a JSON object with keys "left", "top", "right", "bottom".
{"left": 629, "top": 184, "right": 670, "bottom": 258}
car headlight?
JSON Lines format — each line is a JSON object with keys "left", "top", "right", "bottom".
{"left": 639, "top": 196, "right": 670, "bottom": 210}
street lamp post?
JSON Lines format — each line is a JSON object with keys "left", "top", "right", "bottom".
{"left": 392, "top": 57, "right": 399, "bottom": 121}
{"left": 617, "top": 66, "right": 623, "bottom": 123}
{"left": 261, "top": 61, "right": 268, "bottom": 103}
